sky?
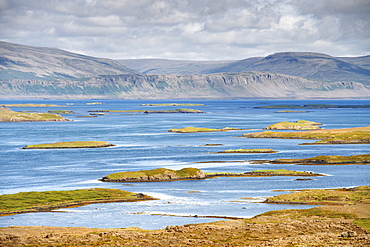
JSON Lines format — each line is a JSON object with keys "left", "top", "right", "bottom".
{"left": 0, "top": 0, "right": 369, "bottom": 61}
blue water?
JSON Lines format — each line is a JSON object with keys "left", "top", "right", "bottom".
{"left": 1, "top": 99, "right": 369, "bottom": 229}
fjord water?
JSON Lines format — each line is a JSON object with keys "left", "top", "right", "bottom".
{"left": 1, "top": 99, "right": 369, "bottom": 229}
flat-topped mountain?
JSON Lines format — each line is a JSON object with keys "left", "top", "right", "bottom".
{"left": 0, "top": 41, "right": 139, "bottom": 80}
{"left": 119, "top": 52, "right": 370, "bottom": 85}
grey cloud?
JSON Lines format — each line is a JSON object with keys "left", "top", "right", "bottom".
{"left": 0, "top": 0, "right": 368, "bottom": 60}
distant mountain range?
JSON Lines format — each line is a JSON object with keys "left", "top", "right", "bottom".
{"left": 119, "top": 52, "right": 370, "bottom": 85}
{"left": 1, "top": 41, "right": 369, "bottom": 99}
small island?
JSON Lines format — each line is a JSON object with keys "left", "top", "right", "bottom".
{"left": 0, "top": 188, "right": 155, "bottom": 216}
{"left": 101, "top": 168, "right": 323, "bottom": 182}
{"left": 169, "top": 127, "right": 244, "bottom": 133}
{"left": 89, "top": 108, "right": 204, "bottom": 114}
{"left": 264, "top": 120, "right": 322, "bottom": 130}
{"left": 271, "top": 154, "right": 370, "bottom": 165}
{"left": 141, "top": 103, "right": 205, "bottom": 106}
{"left": 49, "top": 110, "right": 74, "bottom": 114}
{"left": 22, "top": 141, "right": 115, "bottom": 149}
{"left": 241, "top": 125, "right": 370, "bottom": 144}
{"left": 215, "top": 148, "right": 278, "bottom": 153}
{"left": 0, "top": 107, "right": 68, "bottom": 122}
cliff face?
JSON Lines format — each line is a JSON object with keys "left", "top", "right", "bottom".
{"left": 2, "top": 72, "right": 369, "bottom": 99}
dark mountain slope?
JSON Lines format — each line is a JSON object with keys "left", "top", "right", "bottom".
{"left": 0, "top": 41, "right": 139, "bottom": 80}
{"left": 206, "top": 52, "right": 370, "bottom": 84}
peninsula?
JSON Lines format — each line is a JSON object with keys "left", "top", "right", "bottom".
{"left": 0, "top": 107, "right": 68, "bottom": 122}
{"left": 241, "top": 126, "right": 370, "bottom": 144}
{"left": 101, "top": 168, "right": 323, "bottom": 182}
{"left": 0, "top": 188, "right": 155, "bottom": 216}
{"left": 1, "top": 186, "right": 368, "bottom": 246}
{"left": 271, "top": 154, "right": 370, "bottom": 165}
{"left": 22, "top": 141, "right": 115, "bottom": 149}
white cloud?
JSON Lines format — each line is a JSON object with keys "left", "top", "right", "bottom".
{"left": 0, "top": 0, "right": 368, "bottom": 60}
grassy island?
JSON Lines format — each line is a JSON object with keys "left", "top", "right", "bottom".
{"left": 0, "top": 188, "right": 155, "bottom": 216}
{"left": 0, "top": 107, "right": 68, "bottom": 122}
{"left": 264, "top": 120, "right": 322, "bottom": 130}
{"left": 169, "top": 127, "right": 244, "bottom": 133}
{"left": 141, "top": 103, "right": 205, "bottom": 106}
{"left": 89, "top": 108, "right": 204, "bottom": 114}
{"left": 22, "top": 141, "right": 115, "bottom": 149}
{"left": 264, "top": 186, "right": 370, "bottom": 205}
{"left": 272, "top": 154, "right": 370, "bottom": 165}
{"left": 101, "top": 168, "right": 323, "bottom": 182}
{"left": 242, "top": 125, "right": 370, "bottom": 144}
{"left": 215, "top": 149, "right": 278, "bottom": 153}
{"left": 49, "top": 110, "right": 74, "bottom": 114}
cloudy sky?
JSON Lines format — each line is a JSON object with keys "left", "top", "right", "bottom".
{"left": 1, "top": 0, "right": 369, "bottom": 60}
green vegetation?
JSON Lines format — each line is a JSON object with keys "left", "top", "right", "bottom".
{"left": 48, "top": 110, "right": 74, "bottom": 114}
{"left": 242, "top": 126, "right": 370, "bottom": 144}
{"left": 353, "top": 219, "right": 370, "bottom": 231}
{"left": 141, "top": 103, "right": 205, "bottom": 106}
{"left": 1, "top": 103, "right": 62, "bottom": 107}
{"left": 216, "top": 149, "right": 278, "bottom": 153}
{"left": 264, "top": 120, "right": 322, "bottom": 130}
{"left": 102, "top": 168, "right": 205, "bottom": 182}
{"left": 0, "top": 107, "right": 68, "bottom": 122}
{"left": 272, "top": 154, "right": 370, "bottom": 165}
{"left": 22, "top": 141, "right": 115, "bottom": 149}
{"left": 0, "top": 188, "right": 154, "bottom": 216}
{"left": 89, "top": 108, "right": 204, "bottom": 113}
{"left": 255, "top": 104, "right": 370, "bottom": 109}
{"left": 169, "top": 127, "right": 243, "bottom": 133}
{"left": 264, "top": 186, "right": 370, "bottom": 205}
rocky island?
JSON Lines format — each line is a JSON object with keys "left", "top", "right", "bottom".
{"left": 0, "top": 107, "right": 68, "bottom": 122}
{"left": 101, "top": 168, "right": 323, "bottom": 182}
{"left": 242, "top": 125, "right": 370, "bottom": 144}
{"left": 264, "top": 120, "right": 322, "bottom": 130}
{"left": 22, "top": 141, "right": 115, "bottom": 149}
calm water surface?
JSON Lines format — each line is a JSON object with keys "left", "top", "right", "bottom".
{"left": 1, "top": 99, "right": 369, "bottom": 229}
